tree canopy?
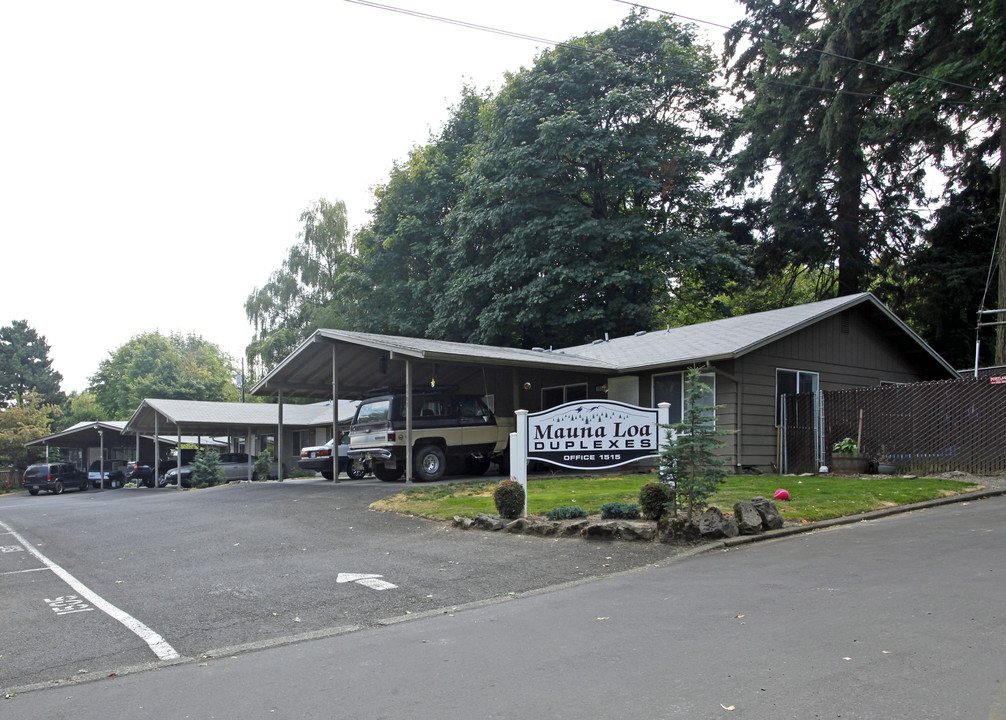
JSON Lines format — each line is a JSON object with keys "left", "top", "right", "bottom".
{"left": 243, "top": 5, "right": 1002, "bottom": 373}
{"left": 89, "top": 332, "right": 239, "bottom": 419}
{"left": 0, "top": 320, "right": 63, "bottom": 408}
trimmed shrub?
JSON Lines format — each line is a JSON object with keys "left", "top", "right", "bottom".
{"left": 545, "top": 505, "right": 589, "bottom": 520}
{"left": 493, "top": 480, "right": 525, "bottom": 519}
{"left": 639, "top": 481, "right": 676, "bottom": 520}
{"left": 601, "top": 502, "right": 640, "bottom": 520}
{"left": 254, "top": 450, "right": 272, "bottom": 479}
{"left": 191, "top": 449, "right": 224, "bottom": 488}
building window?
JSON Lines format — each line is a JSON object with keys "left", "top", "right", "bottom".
{"left": 291, "top": 431, "right": 307, "bottom": 454}
{"left": 776, "top": 369, "right": 819, "bottom": 425}
{"left": 541, "top": 383, "right": 588, "bottom": 409}
{"left": 652, "top": 371, "right": 716, "bottom": 423}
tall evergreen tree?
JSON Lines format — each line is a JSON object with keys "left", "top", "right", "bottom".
{"left": 0, "top": 320, "right": 63, "bottom": 408}
{"left": 722, "top": 0, "right": 993, "bottom": 297}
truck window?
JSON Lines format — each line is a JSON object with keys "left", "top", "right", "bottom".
{"left": 356, "top": 400, "right": 391, "bottom": 425}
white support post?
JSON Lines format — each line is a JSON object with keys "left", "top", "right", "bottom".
{"left": 277, "top": 390, "right": 284, "bottom": 481}
{"left": 176, "top": 425, "right": 182, "bottom": 490}
{"left": 511, "top": 409, "right": 528, "bottom": 516}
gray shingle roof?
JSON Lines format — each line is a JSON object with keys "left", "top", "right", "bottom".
{"left": 559, "top": 293, "right": 955, "bottom": 374}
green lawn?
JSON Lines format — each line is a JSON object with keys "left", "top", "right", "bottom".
{"left": 371, "top": 473, "right": 982, "bottom": 523}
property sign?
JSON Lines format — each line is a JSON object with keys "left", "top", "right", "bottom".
{"left": 525, "top": 400, "right": 662, "bottom": 470}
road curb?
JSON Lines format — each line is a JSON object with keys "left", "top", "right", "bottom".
{"left": 697, "top": 486, "right": 1006, "bottom": 554}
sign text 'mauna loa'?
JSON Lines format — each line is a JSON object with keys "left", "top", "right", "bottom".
{"left": 525, "top": 400, "right": 660, "bottom": 470}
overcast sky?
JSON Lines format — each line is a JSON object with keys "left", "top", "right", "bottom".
{"left": 1, "top": 0, "right": 742, "bottom": 394}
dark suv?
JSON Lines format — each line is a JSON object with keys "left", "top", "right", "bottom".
{"left": 22, "top": 463, "right": 89, "bottom": 496}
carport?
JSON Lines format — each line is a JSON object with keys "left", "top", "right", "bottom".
{"left": 123, "top": 398, "right": 358, "bottom": 484}
{"left": 249, "top": 329, "right": 613, "bottom": 481}
{"left": 23, "top": 420, "right": 224, "bottom": 490}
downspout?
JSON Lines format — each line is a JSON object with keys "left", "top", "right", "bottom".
{"left": 705, "top": 362, "right": 743, "bottom": 471}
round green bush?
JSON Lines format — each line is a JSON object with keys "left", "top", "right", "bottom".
{"left": 493, "top": 480, "right": 526, "bottom": 519}
{"left": 601, "top": 502, "right": 640, "bottom": 520}
{"left": 545, "top": 505, "right": 589, "bottom": 521}
{"left": 639, "top": 481, "right": 676, "bottom": 520}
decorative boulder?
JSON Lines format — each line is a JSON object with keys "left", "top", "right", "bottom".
{"left": 699, "top": 507, "right": 739, "bottom": 539}
{"left": 657, "top": 517, "right": 701, "bottom": 543}
{"left": 473, "top": 513, "right": 507, "bottom": 531}
{"left": 751, "top": 496, "right": 784, "bottom": 530}
{"left": 733, "top": 501, "right": 764, "bottom": 535}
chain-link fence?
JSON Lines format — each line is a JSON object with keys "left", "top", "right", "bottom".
{"left": 782, "top": 377, "right": 1006, "bottom": 475}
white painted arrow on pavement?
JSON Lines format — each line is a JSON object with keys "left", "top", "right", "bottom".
{"left": 336, "top": 573, "right": 397, "bottom": 591}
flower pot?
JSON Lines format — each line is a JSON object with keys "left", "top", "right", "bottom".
{"left": 830, "top": 454, "right": 869, "bottom": 475}
{"left": 877, "top": 462, "right": 898, "bottom": 474}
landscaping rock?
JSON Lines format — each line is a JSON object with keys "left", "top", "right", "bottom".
{"left": 733, "top": 501, "right": 764, "bottom": 535}
{"left": 524, "top": 520, "right": 560, "bottom": 537}
{"left": 657, "top": 517, "right": 701, "bottom": 543}
{"left": 473, "top": 513, "right": 507, "bottom": 531}
{"left": 699, "top": 507, "right": 739, "bottom": 538}
{"left": 562, "top": 519, "right": 591, "bottom": 536}
{"left": 452, "top": 515, "right": 475, "bottom": 530}
{"left": 505, "top": 517, "right": 530, "bottom": 533}
{"left": 751, "top": 496, "right": 784, "bottom": 530}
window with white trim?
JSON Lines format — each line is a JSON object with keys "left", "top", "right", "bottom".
{"left": 652, "top": 371, "right": 716, "bottom": 423}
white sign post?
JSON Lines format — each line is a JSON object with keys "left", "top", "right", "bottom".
{"left": 510, "top": 410, "right": 528, "bottom": 517}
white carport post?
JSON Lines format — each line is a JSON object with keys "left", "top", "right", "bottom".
{"left": 154, "top": 413, "right": 160, "bottom": 486}
{"left": 246, "top": 427, "right": 253, "bottom": 481}
{"left": 98, "top": 427, "right": 105, "bottom": 490}
{"left": 277, "top": 390, "right": 284, "bottom": 481}
{"left": 405, "top": 358, "right": 413, "bottom": 484}
{"left": 332, "top": 344, "right": 340, "bottom": 483}
{"left": 176, "top": 425, "right": 182, "bottom": 490}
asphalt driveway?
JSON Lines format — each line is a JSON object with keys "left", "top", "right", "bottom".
{"left": 1, "top": 476, "right": 678, "bottom": 692}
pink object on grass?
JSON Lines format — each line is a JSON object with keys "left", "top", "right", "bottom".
{"left": 773, "top": 489, "right": 791, "bottom": 501}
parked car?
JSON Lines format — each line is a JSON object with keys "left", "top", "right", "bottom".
{"left": 22, "top": 463, "right": 89, "bottom": 495}
{"left": 347, "top": 391, "right": 513, "bottom": 482}
{"left": 126, "top": 459, "right": 164, "bottom": 488}
{"left": 161, "top": 452, "right": 261, "bottom": 487}
{"left": 298, "top": 432, "right": 368, "bottom": 480}
{"left": 88, "top": 459, "right": 126, "bottom": 489}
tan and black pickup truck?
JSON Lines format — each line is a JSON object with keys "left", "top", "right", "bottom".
{"left": 347, "top": 391, "right": 514, "bottom": 482}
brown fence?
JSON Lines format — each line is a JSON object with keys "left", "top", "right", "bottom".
{"left": 783, "top": 377, "right": 1006, "bottom": 475}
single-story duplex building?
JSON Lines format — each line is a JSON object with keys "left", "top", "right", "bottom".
{"left": 251, "top": 293, "right": 958, "bottom": 474}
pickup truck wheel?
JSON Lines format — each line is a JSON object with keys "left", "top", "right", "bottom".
{"left": 53, "top": 481, "right": 64, "bottom": 495}
{"left": 29, "top": 489, "right": 39, "bottom": 496}
{"left": 414, "top": 445, "right": 446, "bottom": 482}
{"left": 346, "top": 464, "right": 366, "bottom": 480}
{"left": 321, "top": 470, "right": 334, "bottom": 481}
{"left": 373, "top": 464, "right": 403, "bottom": 482}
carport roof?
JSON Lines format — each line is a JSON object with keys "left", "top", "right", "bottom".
{"left": 24, "top": 420, "right": 226, "bottom": 448}
{"left": 250, "top": 293, "right": 957, "bottom": 399}
{"left": 123, "top": 398, "right": 358, "bottom": 436}
{"left": 250, "top": 329, "right": 616, "bottom": 399}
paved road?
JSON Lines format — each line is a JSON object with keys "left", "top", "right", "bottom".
{"left": 0, "top": 476, "right": 675, "bottom": 692}
{"left": 4, "top": 485, "right": 1005, "bottom": 718}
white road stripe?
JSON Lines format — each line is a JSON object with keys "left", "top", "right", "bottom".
{"left": 0, "top": 520, "right": 180, "bottom": 661}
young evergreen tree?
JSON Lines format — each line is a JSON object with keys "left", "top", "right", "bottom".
{"left": 658, "top": 367, "right": 729, "bottom": 521}
{"left": 190, "top": 449, "right": 223, "bottom": 489}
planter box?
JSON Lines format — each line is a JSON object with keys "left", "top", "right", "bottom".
{"left": 830, "top": 454, "right": 869, "bottom": 475}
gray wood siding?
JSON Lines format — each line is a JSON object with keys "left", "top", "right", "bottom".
{"left": 736, "top": 309, "right": 948, "bottom": 470}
